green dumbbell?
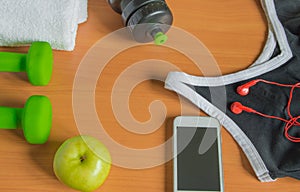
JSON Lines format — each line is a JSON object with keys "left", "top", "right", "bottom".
{"left": 0, "top": 42, "right": 53, "bottom": 86}
{"left": 0, "top": 95, "right": 52, "bottom": 144}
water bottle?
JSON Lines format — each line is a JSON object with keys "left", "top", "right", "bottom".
{"left": 108, "top": 0, "right": 173, "bottom": 45}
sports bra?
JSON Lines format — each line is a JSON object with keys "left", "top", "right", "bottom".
{"left": 165, "top": 0, "right": 300, "bottom": 182}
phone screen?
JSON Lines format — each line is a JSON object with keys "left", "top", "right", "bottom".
{"left": 176, "top": 127, "right": 221, "bottom": 191}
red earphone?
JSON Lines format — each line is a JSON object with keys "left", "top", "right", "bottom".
{"left": 236, "top": 79, "right": 300, "bottom": 96}
{"left": 232, "top": 80, "right": 300, "bottom": 142}
{"left": 230, "top": 102, "right": 255, "bottom": 114}
{"left": 237, "top": 80, "right": 259, "bottom": 96}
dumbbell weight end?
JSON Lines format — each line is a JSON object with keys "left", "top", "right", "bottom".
{"left": 0, "top": 95, "right": 52, "bottom": 144}
{"left": 0, "top": 42, "right": 53, "bottom": 86}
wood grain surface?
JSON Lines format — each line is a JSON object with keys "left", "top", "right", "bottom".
{"left": 0, "top": 0, "right": 299, "bottom": 191}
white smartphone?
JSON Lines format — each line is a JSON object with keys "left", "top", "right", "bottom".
{"left": 173, "top": 116, "right": 224, "bottom": 192}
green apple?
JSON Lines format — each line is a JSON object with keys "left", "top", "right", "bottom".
{"left": 53, "top": 135, "right": 111, "bottom": 192}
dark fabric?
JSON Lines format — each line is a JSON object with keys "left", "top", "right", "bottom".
{"left": 193, "top": 0, "right": 300, "bottom": 180}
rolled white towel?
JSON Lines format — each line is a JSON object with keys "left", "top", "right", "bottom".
{"left": 78, "top": 0, "right": 88, "bottom": 24}
{"left": 0, "top": 0, "right": 88, "bottom": 51}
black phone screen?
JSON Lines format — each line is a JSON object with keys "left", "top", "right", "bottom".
{"left": 177, "top": 127, "right": 221, "bottom": 191}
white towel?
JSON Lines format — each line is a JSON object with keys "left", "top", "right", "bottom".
{"left": 0, "top": 0, "right": 88, "bottom": 51}
{"left": 78, "top": 0, "right": 88, "bottom": 24}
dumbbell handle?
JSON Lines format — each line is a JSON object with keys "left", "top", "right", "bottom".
{"left": 0, "top": 107, "right": 22, "bottom": 129}
{"left": 0, "top": 52, "right": 26, "bottom": 72}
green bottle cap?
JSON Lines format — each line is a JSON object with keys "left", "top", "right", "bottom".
{"left": 154, "top": 32, "right": 168, "bottom": 45}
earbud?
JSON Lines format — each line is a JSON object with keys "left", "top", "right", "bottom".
{"left": 230, "top": 102, "right": 256, "bottom": 114}
{"left": 237, "top": 80, "right": 260, "bottom": 96}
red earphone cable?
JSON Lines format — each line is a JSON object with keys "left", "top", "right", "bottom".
{"left": 240, "top": 80, "right": 300, "bottom": 142}
{"left": 255, "top": 79, "right": 300, "bottom": 88}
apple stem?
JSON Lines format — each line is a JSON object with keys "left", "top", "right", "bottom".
{"left": 80, "top": 155, "right": 87, "bottom": 163}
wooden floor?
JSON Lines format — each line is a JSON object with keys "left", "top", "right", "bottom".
{"left": 0, "top": 0, "right": 299, "bottom": 191}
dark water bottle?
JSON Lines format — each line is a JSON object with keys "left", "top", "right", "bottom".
{"left": 108, "top": 0, "right": 173, "bottom": 45}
